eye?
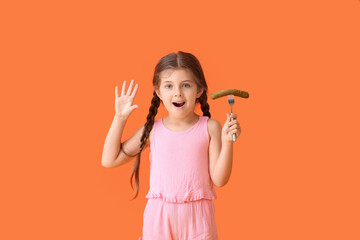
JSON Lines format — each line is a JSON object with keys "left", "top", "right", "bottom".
{"left": 165, "top": 84, "right": 172, "bottom": 89}
{"left": 183, "top": 83, "right": 190, "bottom": 88}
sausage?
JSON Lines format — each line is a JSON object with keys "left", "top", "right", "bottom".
{"left": 210, "top": 89, "right": 249, "bottom": 100}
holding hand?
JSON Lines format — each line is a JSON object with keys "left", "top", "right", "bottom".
{"left": 115, "top": 80, "right": 139, "bottom": 118}
{"left": 222, "top": 113, "right": 241, "bottom": 143}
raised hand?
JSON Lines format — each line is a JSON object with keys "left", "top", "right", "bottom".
{"left": 115, "top": 80, "right": 139, "bottom": 118}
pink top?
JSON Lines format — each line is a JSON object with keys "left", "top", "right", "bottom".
{"left": 145, "top": 116, "right": 217, "bottom": 203}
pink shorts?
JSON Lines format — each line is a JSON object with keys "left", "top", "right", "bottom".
{"left": 138, "top": 198, "right": 219, "bottom": 240}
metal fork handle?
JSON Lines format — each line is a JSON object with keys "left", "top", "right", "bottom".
{"left": 230, "top": 109, "right": 236, "bottom": 142}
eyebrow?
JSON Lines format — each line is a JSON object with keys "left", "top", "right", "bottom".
{"left": 162, "top": 80, "right": 193, "bottom": 84}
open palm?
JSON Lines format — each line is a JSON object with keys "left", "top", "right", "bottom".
{"left": 115, "top": 80, "right": 139, "bottom": 118}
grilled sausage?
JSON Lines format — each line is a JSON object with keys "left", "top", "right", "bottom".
{"left": 210, "top": 89, "right": 249, "bottom": 99}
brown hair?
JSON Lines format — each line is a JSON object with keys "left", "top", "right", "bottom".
{"left": 129, "top": 51, "right": 211, "bottom": 200}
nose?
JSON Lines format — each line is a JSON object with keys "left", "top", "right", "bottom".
{"left": 174, "top": 86, "right": 182, "bottom": 97}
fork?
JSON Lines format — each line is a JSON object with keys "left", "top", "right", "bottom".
{"left": 227, "top": 94, "right": 236, "bottom": 142}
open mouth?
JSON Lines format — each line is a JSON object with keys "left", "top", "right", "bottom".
{"left": 173, "top": 102, "right": 185, "bottom": 108}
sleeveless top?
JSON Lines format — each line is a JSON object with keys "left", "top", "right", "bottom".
{"left": 145, "top": 116, "right": 217, "bottom": 203}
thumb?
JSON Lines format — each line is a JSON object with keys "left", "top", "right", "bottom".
{"left": 131, "top": 105, "right": 139, "bottom": 111}
{"left": 226, "top": 113, "right": 230, "bottom": 121}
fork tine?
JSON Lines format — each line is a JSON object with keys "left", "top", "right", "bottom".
{"left": 227, "top": 94, "right": 235, "bottom": 105}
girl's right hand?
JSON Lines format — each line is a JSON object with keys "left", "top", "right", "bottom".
{"left": 115, "top": 80, "right": 139, "bottom": 118}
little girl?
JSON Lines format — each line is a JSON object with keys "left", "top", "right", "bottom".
{"left": 102, "top": 51, "right": 241, "bottom": 240}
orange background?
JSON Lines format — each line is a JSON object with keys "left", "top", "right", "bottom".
{"left": 1, "top": 0, "right": 359, "bottom": 239}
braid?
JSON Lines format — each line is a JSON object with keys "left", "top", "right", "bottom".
{"left": 198, "top": 91, "right": 211, "bottom": 118}
{"left": 130, "top": 91, "right": 160, "bottom": 200}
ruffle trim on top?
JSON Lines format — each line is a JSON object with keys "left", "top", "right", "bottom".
{"left": 145, "top": 192, "right": 217, "bottom": 203}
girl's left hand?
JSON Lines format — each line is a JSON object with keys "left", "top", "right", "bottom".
{"left": 222, "top": 113, "right": 241, "bottom": 143}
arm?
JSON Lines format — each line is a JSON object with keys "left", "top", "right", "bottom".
{"left": 101, "top": 115, "right": 126, "bottom": 167}
{"left": 212, "top": 138, "right": 234, "bottom": 187}
{"left": 101, "top": 79, "right": 143, "bottom": 168}
{"left": 101, "top": 117, "right": 147, "bottom": 168}
{"left": 208, "top": 113, "right": 241, "bottom": 187}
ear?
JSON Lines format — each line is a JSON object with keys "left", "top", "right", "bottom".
{"left": 154, "top": 88, "right": 162, "bottom": 100}
{"left": 196, "top": 88, "right": 204, "bottom": 99}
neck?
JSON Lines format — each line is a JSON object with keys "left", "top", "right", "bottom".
{"left": 165, "top": 113, "right": 199, "bottom": 126}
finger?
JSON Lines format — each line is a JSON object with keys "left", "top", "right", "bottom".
{"left": 231, "top": 129, "right": 238, "bottom": 135}
{"left": 229, "top": 119, "right": 237, "bottom": 124}
{"left": 228, "top": 117, "right": 237, "bottom": 126}
{"left": 226, "top": 113, "right": 231, "bottom": 122}
{"left": 131, "top": 83, "right": 139, "bottom": 98}
{"left": 121, "top": 81, "right": 126, "bottom": 96}
{"left": 231, "top": 113, "right": 238, "bottom": 119}
{"left": 115, "top": 86, "right": 119, "bottom": 98}
{"left": 225, "top": 114, "right": 231, "bottom": 126}
{"left": 131, "top": 105, "right": 139, "bottom": 111}
{"left": 227, "top": 128, "right": 237, "bottom": 136}
{"left": 126, "top": 79, "right": 134, "bottom": 95}
{"left": 229, "top": 124, "right": 239, "bottom": 131}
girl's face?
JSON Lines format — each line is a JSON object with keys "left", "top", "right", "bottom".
{"left": 155, "top": 68, "right": 204, "bottom": 119}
